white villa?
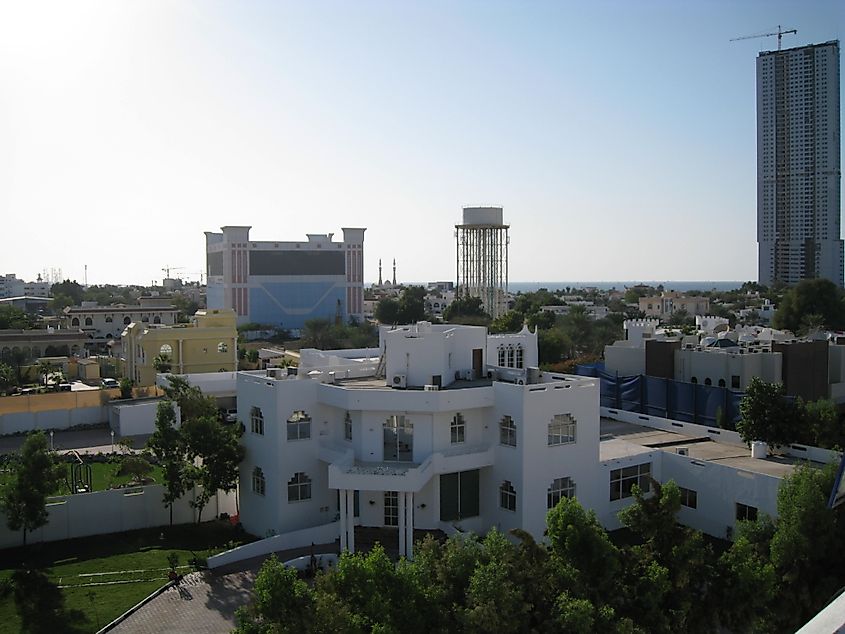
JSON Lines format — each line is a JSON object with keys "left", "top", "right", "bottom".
{"left": 216, "top": 322, "right": 838, "bottom": 567}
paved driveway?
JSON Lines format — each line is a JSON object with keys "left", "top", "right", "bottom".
{"left": 110, "top": 570, "right": 255, "bottom": 634}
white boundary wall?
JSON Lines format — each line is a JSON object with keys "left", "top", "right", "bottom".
{"left": 0, "top": 485, "right": 237, "bottom": 549}
{"left": 208, "top": 520, "right": 340, "bottom": 570}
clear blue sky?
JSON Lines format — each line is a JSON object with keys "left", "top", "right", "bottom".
{"left": 0, "top": 0, "right": 841, "bottom": 286}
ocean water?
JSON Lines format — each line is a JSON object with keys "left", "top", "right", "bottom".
{"left": 507, "top": 281, "right": 747, "bottom": 293}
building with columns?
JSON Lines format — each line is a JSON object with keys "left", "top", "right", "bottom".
{"left": 205, "top": 226, "right": 366, "bottom": 330}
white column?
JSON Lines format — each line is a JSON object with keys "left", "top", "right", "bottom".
{"left": 339, "top": 489, "right": 348, "bottom": 552}
{"left": 405, "top": 492, "right": 414, "bottom": 561}
{"left": 178, "top": 339, "right": 184, "bottom": 373}
{"left": 398, "top": 491, "right": 406, "bottom": 558}
{"left": 346, "top": 490, "right": 356, "bottom": 553}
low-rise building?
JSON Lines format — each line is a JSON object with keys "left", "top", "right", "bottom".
{"left": 639, "top": 292, "right": 709, "bottom": 319}
{"left": 0, "top": 274, "right": 50, "bottom": 299}
{"left": 0, "top": 328, "right": 89, "bottom": 364}
{"left": 63, "top": 298, "right": 180, "bottom": 343}
{"left": 121, "top": 309, "right": 237, "bottom": 386}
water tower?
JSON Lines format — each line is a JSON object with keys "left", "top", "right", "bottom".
{"left": 455, "top": 206, "right": 509, "bottom": 319}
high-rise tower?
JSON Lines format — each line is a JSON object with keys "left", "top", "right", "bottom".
{"left": 455, "top": 206, "right": 509, "bottom": 319}
{"left": 757, "top": 41, "right": 842, "bottom": 286}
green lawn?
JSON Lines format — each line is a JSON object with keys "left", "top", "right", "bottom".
{"left": 0, "top": 460, "right": 166, "bottom": 496}
{"left": 0, "top": 521, "right": 254, "bottom": 633}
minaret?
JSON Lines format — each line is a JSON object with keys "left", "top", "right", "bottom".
{"left": 378, "top": 259, "right": 383, "bottom": 286}
{"left": 392, "top": 259, "right": 396, "bottom": 286}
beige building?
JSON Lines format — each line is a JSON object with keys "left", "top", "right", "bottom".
{"left": 122, "top": 309, "right": 238, "bottom": 386}
{"left": 639, "top": 292, "right": 710, "bottom": 319}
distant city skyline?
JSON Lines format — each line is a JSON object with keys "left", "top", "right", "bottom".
{"left": 1, "top": 1, "right": 842, "bottom": 286}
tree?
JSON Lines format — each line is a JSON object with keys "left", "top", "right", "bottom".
{"left": 737, "top": 377, "right": 800, "bottom": 448}
{"left": 2, "top": 431, "right": 63, "bottom": 545}
{"left": 0, "top": 362, "right": 17, "bottom": 393}
{"left": 234, "top": 555, "right": 313, "bottom": 634}
{"left": 489, "top": 310, "right": 524, "bottom": 334}
{"left": 301, "top": 319, "right": 339, "bottom": 350}
{"left": 118, "top": 377, "right": 133, "bottom": 399}
{"left": 116, "top": 455, "right": 154, "bottom": 485}
{"left": 442, "top": 297, "right": 490, "bottom": 324}
{"left": 375, "top": 287, "right": 428, "bottom": 325}
{"left": 246, "top": 349, "right": 259, "bottom": 364}
{"left": 773, "top": 278, "right": 845, "bottom": 334}
{"left": 0, "top": 306, "right": 36, "bottom": 330}
{"left": 49, "top": 280, "right": 84, "bottom": 306}
{"left": 147, "top": 401, "right": 187, "bottom": 526}
{"left": 153, "top": 354, "right": 172, "bottom": 374}
{"left": 36, "top": 360, "right": 55, "bottom": 388}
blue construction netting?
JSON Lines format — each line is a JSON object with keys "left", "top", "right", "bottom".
{"left": 575, "top": 362, "right": 743, "bottom": 427}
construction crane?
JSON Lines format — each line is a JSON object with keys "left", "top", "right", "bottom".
{"left": 730, "top": 25, "right": 797, "bottom": 51}
{"left": 161, "top": 265, "right": 184, "bottom": 279}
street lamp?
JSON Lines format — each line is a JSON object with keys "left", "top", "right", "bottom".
{"left": 110, "top": 430, "right": 115, "bottom": 453}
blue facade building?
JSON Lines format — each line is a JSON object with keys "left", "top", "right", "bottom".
{"left": 205, "top": 226, "right": 365, "bottom": 330}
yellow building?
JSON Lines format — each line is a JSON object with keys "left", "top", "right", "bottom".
{"left": 122, "top": 309, "right": 238, "bottom": 386}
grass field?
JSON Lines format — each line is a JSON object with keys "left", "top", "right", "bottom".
{"left": 0, "top": 521, "right": 254, "bottom": 633}
{"left": 0, "top": 460, "right": 165, "bottom": 496}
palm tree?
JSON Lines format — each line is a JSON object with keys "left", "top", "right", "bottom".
{"left": 36, "top": 360, "right": 55, "bottom": 388}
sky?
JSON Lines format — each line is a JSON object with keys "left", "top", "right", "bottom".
{"left": 0, "top": 0, "right": 842, "bottom": 286}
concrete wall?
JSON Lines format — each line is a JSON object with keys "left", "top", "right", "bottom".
{"left": 0, "top": 387, "right": 163, "bottom": 435}
{"left": 0, "top": 485, "right": 237, "bottom": 549}
{"left": 110, "top": 399, "right": 163, "bottom": 436}
{"left": 604, "top": 342, "right": 645, "bottom": 376}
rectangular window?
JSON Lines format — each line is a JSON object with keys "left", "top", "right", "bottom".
{"left": 384, "top": 491, "right": 399, "bottom": 526}
{"left": 287, "top": 410, "right": 311, "bottom": 441}
{"left": 439, "top": 469, "right": 480, "bottom": 521}
{"left": 499, "top": 415, "right": 516, "bottom": 447}
{"left": 731, "top": 375, "right": 741, "bottom": 389}
{"left": 679, "top": 486, "right": 697, "bottom": 509}
{"left": 451, "top": 413, "right": 465, "bottom": 444}
{"left": 287, "top": 472, "right": 312, "bottom": 502}
{"left": 250, "top": 407, "right": 264, "bottom": 435}
{"left": 609, "top": 462, "right": 652, "bottom": 501}
{"left": 344, "top": 413, "right": 352, "bottom": 442}
{"left": 499, "top": 481, "right": 516, "bottom": 512}
{"left": 384, "top": 415, "right": 413, "bottom": 462}
{"left": 548, "top": 414, "right": 577, "bottom": 446}
{"left": 736, "top": 502, "right": 758, "bottom": 522}
{"left": 251, "top": 468, "right": 265, "bottom": 496}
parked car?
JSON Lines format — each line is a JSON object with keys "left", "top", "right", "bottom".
{"left": 58, "top": 383, "right": 72, "bottom": 392}
{"left": 101, "top": 378, "right": 119, "bottom": 388}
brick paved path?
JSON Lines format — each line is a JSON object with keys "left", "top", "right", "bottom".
{"left": 110, "top": 570, "right": 255, "bottom": 634}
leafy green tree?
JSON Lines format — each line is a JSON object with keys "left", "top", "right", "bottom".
{"left": 489, "top": 310, "right": 524, "bottom": 333}
{"left": 301, "top": 319, "right": 339, "bottom": 350}
{"left": 442, "top": 297, "right": 490, "bottom": 324}
{"left": 767, "top": 464, "right": 845, "bottom": 631}
{"left": 147, "top": 401, "right": 187, "bottom": 526}
{"left": 118, "top": 377, "right": 133, "bottom": 399}
{"left": 116, "top": 455, "right": 154, "bottom": 485}
{"left": 737, "top": 377, "right": 800, "bottom": 448}
{"left": 246, "top": 349, "right": 259, "bottom": 363}
{"left": 36, "top": 360, "right": 55, "bottom": 388}
{"left": 49, "top": 280, "right": 84, "bottom": 305}
{"left": 0, "top": 305, "right": 36, "bottom": 330}
{"left": 802, "top": 398, "right": 843, "bottom": 449}
{"left": 0, "top": 362, "right": 15, "bottom": 392}
{"left": 234, "top": 555, "right": 313, "bottom": 634}
{"left": 2, "top": 431, "right": 64, "bottom": 545}
{"left": 374, "top": 296, "right": 401, "bottom": 324}
{"left": 375, "top": 287, "right": 428, "bottom": 325}
{"left": 773, "top": 278, "right": 845, "bottom": 334}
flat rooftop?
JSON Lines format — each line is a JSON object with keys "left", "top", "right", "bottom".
{"left": 599, "top": 418, "right": 817, "bottom": 478}
{"left": 333, "top": 377, "right": 494, "bottom": 390}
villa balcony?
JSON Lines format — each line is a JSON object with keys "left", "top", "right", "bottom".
{"left": 323, "top": 441, "right": 495, "bottom": 492}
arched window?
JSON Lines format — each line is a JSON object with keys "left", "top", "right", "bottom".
{"left": 105, "top": 316, "right": 113, "bottom": 323}
{"left": 499, "top": 415, "right": 516, "bottom": 447}
{"left": 547, "top": 477, "right": 576, "bottom": 509}
{"left": 71, "top": 318, "right": 80, "bottom": 327}
{"left": 718, "top": 379, "right": 726, "bottom": 388}
{"left": 153, "top": 316, "right": 161, "bottom": 324}
{"left": 344, "top": 412, "right": 352, "bottom": 441}
{"left": 691, "top": 377, "right": 698, "bottom": 384}
{"left": 159, "top": 344, "right": 173, "bottom": 357}
{"left": 451, "top": 413, "right": 465, "bottom": 444}
{"left": 506, "top": 345, "right": 515, "bottom": 368}
{"left": 123, "top": 316, "right": 131, "bottom": 325}
{"left": 84, "top": 317, "right": 93, "bottom": 326}
{"left": 141, "top": 316, "right": 149, "bottom": 323}
{"left": 499, "top": 481, "right": 516, "bottom": 511}
{"left": 251, "top": 407, "right": 264, "bottom": 435}
{"left": 514, "top": 345, "right": 524, "bottom": 369}
{"left": 288, "top": 472, "right": 312, "bottom": 502}
{"left": 498, "top": 346, "right": 506, "bottom": 367}
{"left": 217, "top": 342, "right": 228, "bottom": 353}
{"left": 251, "top": 467, "right": 265, "bottom": 495}
{"left": 704, "top": 378, "right": 712, "bottom": 386}
{"left": 383, "top": 414, "right": 412, "bottom": 461}
{"left": 287, "top": 410, "right": 311, "bottom": 441}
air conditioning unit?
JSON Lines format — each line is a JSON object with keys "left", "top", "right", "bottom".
{"left": 516, "top": 378, "right": 525, "bottom": 386}
{"left": 461, "top": 369, "right": 474, "bottom": 380}
{"left": 423, "top": 384, "right": 439, "bottom": 392}
{"left": 675, "top": 447, "right": 689, "bottom": 456}
{"left": 391, "top": 374, "right": 407, "bottom": 389}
